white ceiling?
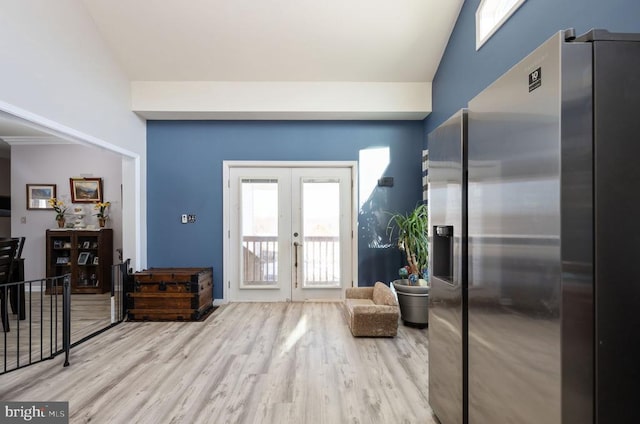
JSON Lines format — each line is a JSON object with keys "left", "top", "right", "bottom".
{"left": 81, "top": 0, "right": 462, "bottom": 83}
{"left": 0, "top": 114, "right": 53, "bottom": 158}
{"left": 0, "top": 0, "right": 462, "bottom": 141}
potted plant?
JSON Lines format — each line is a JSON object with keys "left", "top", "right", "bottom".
{"left": 48, "top": 198, "right": 67, "bottom": 228}
{"left": 93, "top": 201, "right": 111, "bottom": 227}
{"left": 387, "top": 202, "right": 430, "bottom": 327}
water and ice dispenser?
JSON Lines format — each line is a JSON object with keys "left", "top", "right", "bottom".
{"left": 433, "top": 225, "right": 454, "bottom": 282}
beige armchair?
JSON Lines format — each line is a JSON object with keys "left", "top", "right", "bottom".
{"left": 343, "top": 282, "right": 399, "bottom": 337}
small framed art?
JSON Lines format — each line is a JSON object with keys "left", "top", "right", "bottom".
{"left": 26, "top": 184, "right": 56, "bottom": 210}
{"left": 78, "top": 252, "right": 91, "bottom": 265}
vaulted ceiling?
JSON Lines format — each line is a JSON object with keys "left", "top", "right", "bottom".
{"left": 1, "top": 0, "right": 463, "bottom": 145}
{"left": 81, "top": 0, "right": 462, "bottom": 83}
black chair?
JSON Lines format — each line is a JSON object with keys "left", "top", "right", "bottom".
{"left": 13, "top": 237, "right": 25, "bottom": 260}
{"left": 0, "top": 238, "right": 19, "bottom": 332}
{"left": 10, "top": 237, "right": 26, "bottom": 320}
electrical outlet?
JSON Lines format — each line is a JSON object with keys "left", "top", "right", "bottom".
{"left": 181, "top": 214, "right": 188, "bottom": 224}
{"left": 188, "top": 214, "right": 196, "bottom": 223}
{"left": 20, "top": 216, "right": 26, "bottom": 224}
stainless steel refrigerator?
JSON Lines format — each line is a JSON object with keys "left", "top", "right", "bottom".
{"left": 428, "top": 108, "right": 468, "bottom": 424}
{"left": 428, "top": 29, "right": 640, "bottom": 424}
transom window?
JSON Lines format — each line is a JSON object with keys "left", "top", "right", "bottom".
{"left": 476, "top": 0, "right": 526, "bottom": 50}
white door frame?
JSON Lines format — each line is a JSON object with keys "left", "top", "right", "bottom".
{"left": 222, "top": 161, "right": 358, "bottom": 303}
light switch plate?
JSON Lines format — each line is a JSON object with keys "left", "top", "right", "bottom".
{"left": 181, "top": 214, "right": 188, "bottom": 224}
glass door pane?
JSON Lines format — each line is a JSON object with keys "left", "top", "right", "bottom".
{"left": 302, "top": 179, "right": 341, "bottom": 288}
{"left": 241, "top": 179, "right": 278, "bottom": 287}
{"left": 228, "top": 165, "right": 351, "bottom": 302}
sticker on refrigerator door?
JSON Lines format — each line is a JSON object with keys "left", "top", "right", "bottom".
{"left": 529, "top": 67, "right": 542, "bottom": 92}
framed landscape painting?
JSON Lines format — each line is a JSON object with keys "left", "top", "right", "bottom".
{"left": 70, "top": 178, "right": 103, "bottom": 203}
{"left": 26, "top": 184, "right": 57, "bottom": 210}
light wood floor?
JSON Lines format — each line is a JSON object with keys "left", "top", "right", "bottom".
{"left": 0, "top": 302, "right": 437, "bottom": 424}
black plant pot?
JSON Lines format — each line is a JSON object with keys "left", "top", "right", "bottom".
{"left": 393, "top": 279, "right": 429, "bottom": 328}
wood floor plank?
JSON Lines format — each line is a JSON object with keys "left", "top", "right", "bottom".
{"left": 0, "top": 302, "right": 438, "bottom": 423}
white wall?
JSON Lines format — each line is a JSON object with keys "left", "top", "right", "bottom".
{"left": 0, "top": 0, "right": 146, "bottom": 269}
{"left": 11, "top": 144, "right": 123, "bottom": 282}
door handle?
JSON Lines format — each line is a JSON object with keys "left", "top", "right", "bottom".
{"left": 293, "top": 241, "right": 302, "bottom": 288}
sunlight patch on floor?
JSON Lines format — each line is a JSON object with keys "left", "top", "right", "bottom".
{"left": 281, "top": 314, "right": 308, "bottom": 355}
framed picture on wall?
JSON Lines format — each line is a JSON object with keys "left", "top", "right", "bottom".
{"left": 26, "top": 184, "right": 57, "bottom": 210}
{"left": 70, "top": 178, "right": 103, "bottom": 203}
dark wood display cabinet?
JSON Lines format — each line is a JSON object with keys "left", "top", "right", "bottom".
{"left": 46, "top": 229, "right": 113, "bottom": 294}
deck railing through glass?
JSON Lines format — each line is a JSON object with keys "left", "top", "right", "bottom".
{"left": 242, "top": 236, "right": 340, "bottom": 286}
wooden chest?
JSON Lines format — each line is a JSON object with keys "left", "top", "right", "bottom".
{"left": 128, "top": 267, "right": 213, "bottom": 321}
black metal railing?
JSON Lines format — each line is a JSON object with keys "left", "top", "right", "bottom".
{"left": 67, "top": 260, "right": 130, "bottom": 349}
{"left": 0, "top": 274, "right": 70, "bottom": 375}
{"left": 0, "top": 260, "right": 130, "bottom": 375}
{"left": 111, "top": 259, "right": 130, "bottom": 324}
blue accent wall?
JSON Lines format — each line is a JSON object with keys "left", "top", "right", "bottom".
{"left": 147, "top": 121, "right": 423, "bottom": 299}
{"left": 424, "top": 0, "right": 640, "bottom": 137}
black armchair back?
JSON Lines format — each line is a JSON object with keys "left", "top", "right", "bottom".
{"left": 0, "top": 238, "right": 19, "bottom": 332}
{"left": 12, "top": 237, "right": 25, "bottom": 259}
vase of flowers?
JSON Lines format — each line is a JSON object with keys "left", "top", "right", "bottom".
{"left": 48, "top": 198, "right": 67, "bottom": 228}
{"left": 94, "top": 201, "right": 111, "bottom": 227}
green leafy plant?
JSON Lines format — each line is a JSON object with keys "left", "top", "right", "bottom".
{"left": 386, "top": 203, "right": 429, "bottom": 277}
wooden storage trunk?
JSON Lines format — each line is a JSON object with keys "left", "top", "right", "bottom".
{"left": 128, "top": 267, "right": 213, "bottom": 321}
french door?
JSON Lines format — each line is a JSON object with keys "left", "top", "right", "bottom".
{"left": 226, "top": 164, "right": 354, "bottom": 302}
